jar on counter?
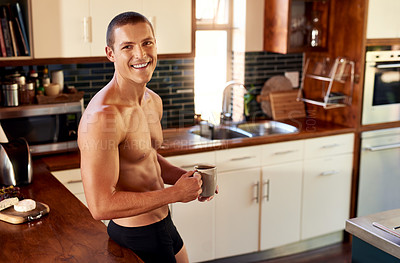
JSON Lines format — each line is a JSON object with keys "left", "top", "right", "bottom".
{"left": 19, "top": 82, "right": 35, "bottom": 105}
{"left": 2, "top": 83, "right": 19, "bottom": 107}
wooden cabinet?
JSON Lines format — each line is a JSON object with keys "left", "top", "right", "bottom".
{"left": 167, "top": 152, "right": 216, "bottom": 263}
{"left": 264, "top": 0, "right": 330, "bottom": 54}
{"left": 260, "top": 141, "right": 303, "bottom": 250}
{"left": 301, "top": 134, "right": 354, "bottom": 240}
{"left": 31, "top": 0, "right": 192, "bottom": 58}
{"left": 366, "top": 0, "right": 400, "bottom": 39}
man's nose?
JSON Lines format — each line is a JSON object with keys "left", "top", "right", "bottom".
{"left": 134, "top": 46, "right": 146, "bottom": 59}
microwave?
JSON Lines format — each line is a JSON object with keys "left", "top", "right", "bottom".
{"left": 362, "top": 50, "right": 400, "bottom": 125}
{"left": 0, "top": 101, "right": 83, "bottom": 155}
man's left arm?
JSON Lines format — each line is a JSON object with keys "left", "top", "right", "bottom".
{"left": 157, "top": 153, "right": 188, "bottom": 185}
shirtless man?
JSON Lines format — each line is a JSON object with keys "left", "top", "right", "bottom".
{"left": 78, "top": 12, "right": 215, "bottom": 262}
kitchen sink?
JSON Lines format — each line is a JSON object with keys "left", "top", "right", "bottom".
{"left": 190, "top": 126, "right": 253, "bottom": 140}
{"left": 190, "top": 121, "right": 298, "bottom": 140}
{"left": 237, "top": 121, "right": 299, "bottom": 136}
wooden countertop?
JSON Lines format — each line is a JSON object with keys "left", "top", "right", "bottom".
{"left": 158, "top": 118, "right": 355, "bottom": 157}
{"left": 346, "top": 209, "right": 400, "bottom": 259}
{"left": 41, "top": 118, "right": 355, "bottom": 170}
{"left": 0, "top": 160, "right": 143, "bottom": 263}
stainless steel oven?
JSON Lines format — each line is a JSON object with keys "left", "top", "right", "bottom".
{"left": 362, "top": 50, "right": 400, "bottom": 125}
{"left": 0, "top": 101, "right": 83, "bottom": 155}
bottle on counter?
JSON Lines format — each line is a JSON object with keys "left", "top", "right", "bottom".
{"left": 28, "top": 70, "right": 41, "bottom": 95}
{"left": 37, "top": 67, "right": 50, "bottom": 95}
{"left": 19, "top": 82, "right": 35, "bottom": 105}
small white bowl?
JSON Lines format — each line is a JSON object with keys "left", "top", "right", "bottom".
{"left": 45, "top": 83, "right": 60, "bottom": 96}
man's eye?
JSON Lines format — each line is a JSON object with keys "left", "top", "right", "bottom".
{"left": 123, "top": 45, "right": 132, "bottom": 49}
{"left": 144, "top": 41, "right": 153, "bottom": 46}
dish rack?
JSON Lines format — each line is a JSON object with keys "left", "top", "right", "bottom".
{"left": 297, "top": 56, "right": 355, "bottom": 109}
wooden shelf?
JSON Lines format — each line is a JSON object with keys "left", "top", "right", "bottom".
{"left": 298, "top": 56, "right": 355, "bottom": 109}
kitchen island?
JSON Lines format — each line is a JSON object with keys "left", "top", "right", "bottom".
{"left": 0, "top": 160, "right": 142, "bottom": 263}
{"left": 346, "top": 209, "right": 400, "bottom": 263}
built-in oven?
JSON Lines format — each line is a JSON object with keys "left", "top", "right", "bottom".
{"left": 0, "top": 101, "right": 83, "bottom": 155}
{"left": 362, "top": 49, "right": 400, "bottom": 125}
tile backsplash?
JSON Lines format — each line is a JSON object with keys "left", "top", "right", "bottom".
{"left": 1, "top": 51, "right": 302, "bottom": 128}
{"left": 2, "top": 58, "right": 195, "bottom": 129}
{"left": 47, "top": 59, "right": 195, "bottom": 129}
{"left": 243, "top": 51, "right": 303, "bottom": 118}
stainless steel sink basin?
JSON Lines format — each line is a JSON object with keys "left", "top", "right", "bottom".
{"left": 189, "top": 121, "right": 298, "bottom": 140}
{"left": 190, "top": 126, "right": 253, "bottom": 140}
{"left": 237, "top": 121, "right": 299, "bottom": 136}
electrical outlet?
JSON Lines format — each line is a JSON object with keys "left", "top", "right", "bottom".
{"left": 285, "top": 71, "right": 300, "bottom": 88}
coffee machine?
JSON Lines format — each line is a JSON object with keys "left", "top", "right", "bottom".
{"left": 0, "top": 133, "right": 32, "bottom": 186}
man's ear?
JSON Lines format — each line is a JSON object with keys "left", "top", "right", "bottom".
{"left": 106, "top": 46, "right": 115, "bottom": 62}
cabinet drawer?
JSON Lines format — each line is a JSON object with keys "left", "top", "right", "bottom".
{"left": 166, "top": 152, "right": 216, "bottom": 170}
{"left": 261, "top": 140, "right": 304, "bottom": 166}
{"left": 216, "top": 146, "right": 261, "bottom": 172}
{"left": 52, "top": 168, "right": 81, "bottom": 184}
{"left": 304, "top": 133, "right": 354, "bottom": 159}
{"left": 52, "top": 168, "right": 83, "bottom": 195}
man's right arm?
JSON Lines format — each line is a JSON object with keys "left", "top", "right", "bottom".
{"left": 78, "top": 109, "right": 202, "bottom": 220}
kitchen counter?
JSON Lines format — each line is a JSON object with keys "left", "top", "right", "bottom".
{"left": 158, "top": 117, "right": 355, "bottom": 156}
{"left": 40, "top": 118, "right": 355, "bottom": 170}
{"left": 346, "top": 209, "right": 400, "bottom": 262}
{"left": 0, "top": 160, "right": 142, "bottom": 263}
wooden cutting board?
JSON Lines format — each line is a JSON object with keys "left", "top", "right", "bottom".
{"left": 269, "top": 90, "right": 306, "bottom": 120}
{"left": 0, "top": 202, "right": 50, "bottom": 224}
{"left": 258, "top": 76, "right": 293, "bottom": 118}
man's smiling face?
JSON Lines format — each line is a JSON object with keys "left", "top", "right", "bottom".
{"left": 107, "top": 22, "right": 157, "bottom": 86}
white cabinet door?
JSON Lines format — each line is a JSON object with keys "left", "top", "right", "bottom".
{"left": 301, "top": 154, "right": 353, "bottom": 240}
{"left": 367, "top": 0, "right": 400, "bottom": 39}
{"left": 260, "top": 161, "right": 302, "bottom": 250}
{"left": 166, "top": 152, "right": 216, "bottom": 262}
{"left": 171, "top": 200, "right": 215, "bottom": 263}
{"left": 215, "top": 167, "right": 260, "bottom": 258}
{"left": 142, "top": 0, "right": 192, "bottom": 55}
{"left": 90, "top": 0, "right": 143, "bottom": 56}
{"left": 31, "top": 0, "right": 191, "bottom": 58}
{"left": 31, "top": 0, "right": 91, "bottom": 58}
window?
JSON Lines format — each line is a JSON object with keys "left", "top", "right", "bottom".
{"left": 195, "top": 0, "right": 232, "bottom": 124}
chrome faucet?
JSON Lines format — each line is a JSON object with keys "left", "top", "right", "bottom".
{"left": 221, "top": 81, "right": 246, "bottom": 125}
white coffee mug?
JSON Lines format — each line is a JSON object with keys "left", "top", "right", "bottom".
{"left": 51, "top": 70, "right": 64, "bottom": 93}
{"left": 194, "top": 164, "right": 217, "bottom": 197}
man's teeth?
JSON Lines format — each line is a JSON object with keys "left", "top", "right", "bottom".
{"left": 131, "top": 62, "right": 149, "bottom": 69}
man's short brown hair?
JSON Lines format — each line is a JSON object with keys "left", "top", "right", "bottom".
{"left": 106, "top": 11, "right": 155, "bottom": 49}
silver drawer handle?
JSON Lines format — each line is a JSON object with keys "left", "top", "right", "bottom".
{"left": 67, "top": 179, "right": 83, "bottom": 184}
{"left": 262, "top": 179, "right": 270, "bottom": 202}
{"left": 273, "top": 150, "right": 296, "bottom": 155}
{"left": 322, "top": 143, "right": 340, "bottom": 149}
{"left": 253, "top": 181, "right": 260, "bottom": 203}
{"left": 319, "top": 170, "right": 339, "bottom": 176}
{"left": 230, "top": 156, "right": 254, "bottom": 161}
{"left": 366, "top": 143, "right": 400, "bottom": 152}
